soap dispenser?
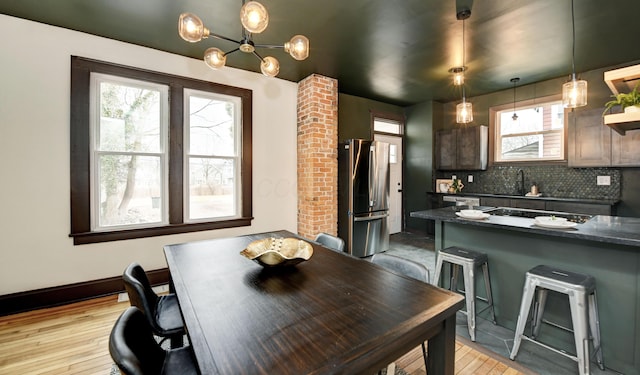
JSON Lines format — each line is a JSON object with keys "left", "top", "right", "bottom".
{"left": 530, "top": 182, "right": 538, "bottom": 195}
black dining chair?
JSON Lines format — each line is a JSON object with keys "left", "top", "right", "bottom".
{"left": 314, "top": 232, "right": 345, "bottom": 252}
{"left": 109, "top": 306, "right": 199, "bottom": 375}
{"left": 123, "top": 262, "right": 185, "bottom": 348}
{"left": 370, "top": 253, "right": 430, "bottom": 373}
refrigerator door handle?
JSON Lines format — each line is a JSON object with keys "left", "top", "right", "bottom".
{"left": 353, "top": 212, "right": 389, "bottom": 222}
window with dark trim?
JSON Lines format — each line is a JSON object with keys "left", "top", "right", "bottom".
{"left": 70, "top": 57, "right": 253, "bottom": 245}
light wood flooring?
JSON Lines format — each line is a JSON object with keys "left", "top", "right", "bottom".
{"left": 0, "top": 295, "right": 532, "bottom": 375}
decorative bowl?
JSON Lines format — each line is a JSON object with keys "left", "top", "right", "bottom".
{"left": 240, "top": 238, "right": 313, "bottom": 267}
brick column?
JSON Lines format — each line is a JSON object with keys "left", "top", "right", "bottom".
{"left": 297, "top": 74, "right": 338, "bottom": 240}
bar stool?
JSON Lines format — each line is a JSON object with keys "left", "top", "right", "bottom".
{"left": 510, "top": 265, "right": 604, "bottom": 375}
{"left": 434, "top": 246, "right": 496, "bottom": 341}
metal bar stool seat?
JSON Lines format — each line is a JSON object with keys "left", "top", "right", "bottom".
{"left": 510, "top": 265, "right": 604, "bottom": 375}
{"left": 434, "top": 246, "right": 496, "bottom": 341}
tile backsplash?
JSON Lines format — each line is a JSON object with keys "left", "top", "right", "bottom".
{"left": 436, "top": 165, "right": 621, "bottom": 201}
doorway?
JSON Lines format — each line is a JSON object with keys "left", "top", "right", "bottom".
{"left": 375, "top": 133, "right": 403, "bottom": 234}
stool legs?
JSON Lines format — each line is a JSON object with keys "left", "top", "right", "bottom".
{"left": 509, "top": 278, "right": 536, "bottom": 360}
{"left": 588, "top": 292, "right": 605, "bottom": 370}
{"left": 461, "top": 263, "right": 477, "bottom": 341}
{"left": 481, "top": 263, "right": 497, "bottom": 324}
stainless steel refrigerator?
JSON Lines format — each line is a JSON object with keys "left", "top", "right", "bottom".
{"left": 338, "top": 139, "right": 390, "bottom": 257}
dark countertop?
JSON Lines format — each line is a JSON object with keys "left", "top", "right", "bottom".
{"left": 427, "top": 192, "right": 619, "bottom": 206}
{"left": 410, "top": 207, "right": 640, "bottom": 248}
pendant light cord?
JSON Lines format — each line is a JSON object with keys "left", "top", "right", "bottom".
{"left": 570, "top": 0, "right": 576, "bottom": 80}
{"left": 462, "top": 18, "right": 466, "bottom": 101}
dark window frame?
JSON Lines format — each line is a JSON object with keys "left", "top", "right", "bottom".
{"left": 70, "top": 56, "right": 253, "bottom": 245}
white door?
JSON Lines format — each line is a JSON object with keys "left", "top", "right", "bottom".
{"left": 375, "top": 134, "right": 403, "bottom": 234}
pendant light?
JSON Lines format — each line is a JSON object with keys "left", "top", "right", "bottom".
{"left": 456, "top": 9, "right": 473, "bottom": 124}
{"left": 562, "top": 0, "right": 587, "bottom": 108}
{"left": 511, "top": 77, "right": 520, "bottom": 122}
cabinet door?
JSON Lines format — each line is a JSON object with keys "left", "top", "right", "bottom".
{"left": 568, "top": 108, "right": 611, "bottom": 167}
{"left": 435, "top": 129, "right": 457, "bottom": 170}
{"left": 457, "top": 126, "right": 488, "bottom": 170}
{"left": 612, "top": 128, "right": 640, "bottom": 166}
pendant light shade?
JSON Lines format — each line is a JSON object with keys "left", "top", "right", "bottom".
{"left": 562, "top": 78, "right": 588, "bottom": 108}
{"left": 562, "top": 0, "right": 587, "bottom": 108}
{"left": 204, "top": 47, "right": 226, "bottom": 69}
{"left": 457, "top": 100, "right": 473, "bottom": 124}
{"left": 260, "top": 56, "right": 280, "bottom": 77}
{"left": 240, "top": 1, "right": 269, "bottom": 34}
{"left": 178, "top": 13, "right": 209, "bottom": 42}
{"left": 284, "top": 35, "right": 310, "bottom": 60}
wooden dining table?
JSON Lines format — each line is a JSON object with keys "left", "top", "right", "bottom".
{"left": 164, "top": 230, "right": 464, "bottom": 375}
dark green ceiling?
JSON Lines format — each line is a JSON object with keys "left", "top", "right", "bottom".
{"left": 2, "top": 0, "right": 639, "bottom": 106}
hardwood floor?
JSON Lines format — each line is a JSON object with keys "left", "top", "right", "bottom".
{"left": 0, "top": 295, "right": 531, "bottom": 374}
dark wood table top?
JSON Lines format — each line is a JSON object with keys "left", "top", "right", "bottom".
{"left": 164, "top": 230, "right": 463, "bottom": 375}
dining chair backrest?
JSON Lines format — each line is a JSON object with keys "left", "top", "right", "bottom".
{"left": 109, "top": 307, "right": 167, "bottom": 375}
{"left": 315, "top": 232, "right": 346, "bottom": 252}
{"left": 371, "top": 253, "right": 430, "bottom": 283}
{"left": 123, "top": 263, "right": 160, "bottom": 331}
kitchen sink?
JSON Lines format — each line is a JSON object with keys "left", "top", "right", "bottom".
{"left": 484, "top": 207, "right": 592, "bottom": 224}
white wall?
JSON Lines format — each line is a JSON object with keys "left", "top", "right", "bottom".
{"left": 0, "top": 15, "right": 299, "bottom": 295}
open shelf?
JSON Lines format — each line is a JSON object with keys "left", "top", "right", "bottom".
{"left": 603, "top": 64, "right": 640, "bottom": 135}
{"left": 603, "top": 111, "right": 640, "bottom": 135}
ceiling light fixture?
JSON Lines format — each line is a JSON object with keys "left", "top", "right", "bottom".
{"left": 511, "top": 77, "right": 520, "bottom": 122}
{"left": 449, "top": 66, "right": 466, "bottom": 86}
{"left": 562, "top": 0, "right": 587, "bottom": 108}
{"left": 456, "top": 8, "right": 473, "bottom": 124}
{"left": 178, "top": 0, "right": 309, "bottom": 77}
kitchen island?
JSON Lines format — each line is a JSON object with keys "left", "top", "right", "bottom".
{"left": 411, "top": 207, "right": 640, "bottom": 375}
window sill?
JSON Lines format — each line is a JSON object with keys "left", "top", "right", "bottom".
{"left": 70, "top": 217, "right": 254, "bottom": 245}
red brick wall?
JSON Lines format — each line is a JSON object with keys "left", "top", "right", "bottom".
{"left": 297, "top": 74, "right": 338, "bottom": 239}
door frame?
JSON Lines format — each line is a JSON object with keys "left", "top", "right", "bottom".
{"left": 371, "top": 111, "right": 405, "bottom": 234}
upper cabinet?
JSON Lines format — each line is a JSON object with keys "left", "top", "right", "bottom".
{"left": 603, "top": 64, "right": 640, "bottom": 135}
{"left": 435, "top": 125, "right": 488, "bottom": 170}
{"left": 569, "top": 108, "right": 640, "bottom": 167}
{"left": 568, "top": 108, "right": 611, "bottom": 167}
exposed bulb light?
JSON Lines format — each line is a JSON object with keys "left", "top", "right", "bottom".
{"left": 562, "top": 0, "right": 587, "bottom": 108}
{"left": 240, "top": 1, "right": 269, "bottom": 34}
{"left": 178, "top": 0, "right": 309, "bottom": 78}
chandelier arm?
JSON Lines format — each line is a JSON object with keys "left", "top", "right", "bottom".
{"left": 252, "top": 50, "right": 265, "bottom": 62}
{"left": 209, "top": 32, "right": 243, "bottom": 45}
{"left": 223, "top": 47, "right": 241, "bottom": 57}
{"left": 253, "top": 44, "right": 284, "bottom": 49}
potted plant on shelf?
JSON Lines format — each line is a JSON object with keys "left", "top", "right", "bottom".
{"left": 603, "top": 84, "right": 640, "bottom": 116}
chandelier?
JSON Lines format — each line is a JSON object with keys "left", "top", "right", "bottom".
{"left": 178, "top": 0, "right": 310, "bottom": 77}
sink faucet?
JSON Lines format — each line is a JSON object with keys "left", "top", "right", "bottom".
{"left": 517, "top": 169, "right": 525, "bottom": 195}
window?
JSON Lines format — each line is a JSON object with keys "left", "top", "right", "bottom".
{"left": 71, "top": 57, "right": 253, "bottom": 245}
{"left": 491, "top": 96, "right": 566, "bottom": 163}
